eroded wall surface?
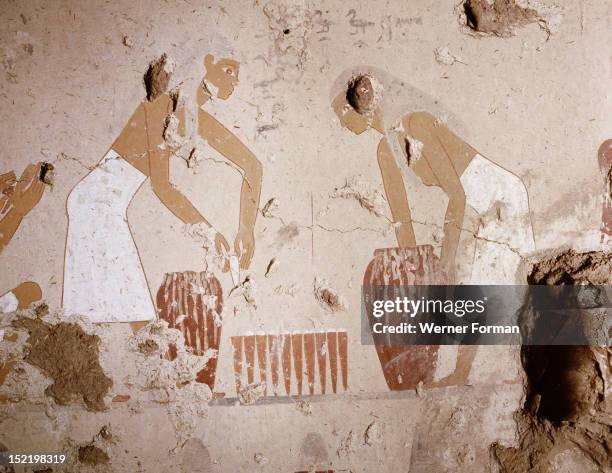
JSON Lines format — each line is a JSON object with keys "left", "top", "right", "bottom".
{"left": 0, "top": 0, "right": 610, "bottom": 472}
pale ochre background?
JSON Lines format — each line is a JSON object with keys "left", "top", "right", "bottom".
{"left": 1, "top": 0, "right": 610, "bottom": 471}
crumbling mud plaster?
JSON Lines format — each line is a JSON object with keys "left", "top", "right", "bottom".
{"left": 492, "top": 403, "right": 611, "bottom": 473}
{"left": 78, "top": 444, "right": 110, "bottom": 466}
{"left": 125, "top": 319, "right": 214, "bottom": 446}
{"left": 492, "top": 249, "right": 611, "bottom": 472}
{"left": 12, "top": 317, "right": 112, "bottom": 411}
{"left": 527, "top": 249, "right": 612, "bottom": 285}
{"left": 144, "top": 53, "right": 175, "bottom": 101}
{"left": 463, "top": 0, "right": 539, "bottom": 36}
{"left": 462, "top": 0, "right": 561, "bottom": 37}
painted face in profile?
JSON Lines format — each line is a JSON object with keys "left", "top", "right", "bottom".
{"left": 204, "top": 54, "right": 239, "bottom": 100}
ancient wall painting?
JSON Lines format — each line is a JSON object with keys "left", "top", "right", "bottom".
{"left": 198, "top": 54, "right": 262, "bottom": 270}
{"left": 0, "top": 163, "right": 48, "bottom": 393}
{"left": 330, "top": 67, "right": 536, "bottom": 391}
{"left": 156, "top": 271, "right": 223, "bottom": 388}
{"left": 61, "top": 51, "right": 262, "bottom": 347}
{"left": 363, "top": 246, "right": 448, "bottom": 391}
{"left": 231, "top": 331, "right": 348, "bottom": 397}
{"left": 599, "top": 139, "right": 612, "bottom": 244}
{"left": 0, "top": 163, "right": 47, "bottom": 316}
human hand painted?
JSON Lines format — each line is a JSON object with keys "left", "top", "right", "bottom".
{"left": 234, "top": 226, "right": 255, "bottom": 270}
{"left": 0, "top": 171, "right": 16, "bottom": 194}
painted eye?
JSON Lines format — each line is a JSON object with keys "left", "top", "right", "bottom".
{"left": 223, "top": 67, "right": 234, "bottom": 76}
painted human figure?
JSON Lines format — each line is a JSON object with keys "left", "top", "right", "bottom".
{"left": 197, "top": 54, "right": 262, "bottom": 269}
{"left": 155, "top": 54, "right": 262, "bottom": 390}
{"left": 331, "top": 68, "right": 535, "bottom": 390}
{"left": 0, "top": 163, "right": 47, "bottom": 313}
{"left": 63, "top": 54, "right": 262, "bottom": 338}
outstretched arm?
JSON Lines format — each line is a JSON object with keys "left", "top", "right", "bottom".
{"left": 377, "top": 138, "right": 417, "bottom": 247}
{"left": 146, "top": 96, "right": 230, "bottom": 256}
{"left": 199, "top": 110, "right": 263, "bottom": 269}
{"left": 407, "top": 112, "right": 466, "bottom": 284}
{"left": 146, "top": 96, "right": 208, "bottom": 225}
{"left": 439, "top": 185, "right": 465, "bottom": 285}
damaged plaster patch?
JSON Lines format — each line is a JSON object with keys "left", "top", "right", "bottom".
{"left": 521, "top": 250, "right": 610, "bottom": 423}
{"left": 34, "top": 302, "right": 49, "bottom": 318}
{"left": 230, "top": 275, "right": 258, "bottom": 309}
{"left": 78, "top": 444, "right": 110, "bottom": 466}
{"left": 122, "top": 34, "right": 134, "bottom": 48}
{"left": 364, "top": 421, "right": 383, "bottom": 446}
{"left": 405, "top": 135, "right": 424, "bottom": 165}
{"left": 0, "top": 316, "right": 34, "bottom": 404}
{"left": 238, "top": 382, "right": 266, "bottom": 405}
{"left": 163, "top": 113, "right": 182, "bottom": 149}
{"left": 460, "top": 0, "right": 562, "bottom": 37}
{"left": 313, "top": 277, "right": 347, "bottom": 312}
{"left": 336, "top": 430, "right": 356, "bottom": 458}
{"left": 261, "top": 197, "right": 280, "bottom": 218}
{"left": 296, "top": 400, "right": 313, "bottom": 416}
{"left": 144, "top": 53, "right": 175, "bottom": 101}
{"left": 0, "top": 358, "right": 16, "bottom": 389}
{"left": 346, "top": 74, "right": 384, "bottom": 115}
{"left": 331, "top": 178, "right": 387, "bottom": 217}
{"left": 182, "top": 222, "right": 225, "bottom": 271}
{"left": 254, "top": 452, "right": 268, "bottom": 465}
{"left": 12, "top": 316, "right": 112, "bottom": 411}
{"left": 137, "top": 338, "right": 159, "bottom": 356}
{"left": 434, "top": 46, "right": 463, "bottom": 66}
{"left": 493, "top": 249, "right": 611, "bottom": 472}
{"left": 492, "top": 410, "right": 611, "bottom": 473}
{"left": 39, "top": 162, "right": 55, "bottom": 186}
{"left": 261, "top": 1, "right": 328, "bottom": 80}
{"left": 527, "top": 249, "right": 612, "bottom": 285}
{"left": 74, "top": 426, "right": 114, "bottom": 469}
{"left": 127, "top": 320, "right": 212, "bottom": 441}
{"left": 265, "top": 257, "right": 279, "bottom": 278}
{"left": 523, "top": 345, "right": 604, "bottom": 423}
